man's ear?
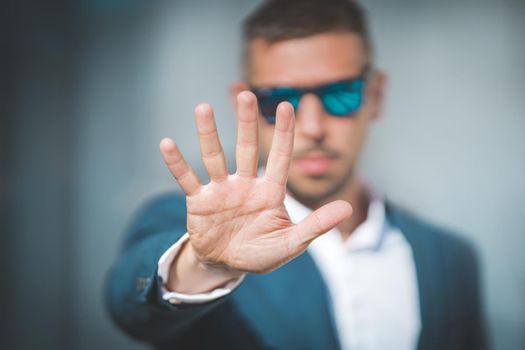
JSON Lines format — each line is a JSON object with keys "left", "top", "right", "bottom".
{"left": 367, "top": 70, "right": 388, "bottom": 121}
{"left": 230, "top": 80, "right": 250, "bottom": 108}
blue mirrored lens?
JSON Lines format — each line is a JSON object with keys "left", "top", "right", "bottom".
{"left": 322, "top": 90, "right": 362, "bottom": 116}
{"left": 257, "top": 88, "right": 300, "bottom": 124}
{"left": 258, "top": 97, "right": 279, "bottom": 124}
{"left": 320, "top": 80, "right": 364, "bottom": 116}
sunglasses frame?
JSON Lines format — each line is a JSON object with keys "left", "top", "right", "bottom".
{"left": 250, "top": 66, "right": 373, "bottom": 124}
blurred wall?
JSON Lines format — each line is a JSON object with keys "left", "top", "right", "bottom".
{"left": 5, "top": 1, "right": 77, "bottom": 349}
{"left": 4, "top": 0, "right": 524, "bottom": 349}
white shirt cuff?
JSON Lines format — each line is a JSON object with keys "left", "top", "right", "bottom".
{"left": 157, "top": 233, "right": 245, "bottom": 304}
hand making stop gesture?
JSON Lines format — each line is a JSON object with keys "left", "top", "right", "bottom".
{"left": 160, "top": 91, "right": 352, "bottom": 293}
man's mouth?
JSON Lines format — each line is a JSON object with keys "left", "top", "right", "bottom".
{"left": 293, "top": 152, "right": 335, "bottom": 176}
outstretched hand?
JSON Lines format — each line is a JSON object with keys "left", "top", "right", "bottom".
{"left": 160, "top": 91, "right": 352, "bottom": 287}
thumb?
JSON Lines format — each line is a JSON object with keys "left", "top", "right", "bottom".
{"left": 290, "top": 200, "right": 352, "bottom": 251}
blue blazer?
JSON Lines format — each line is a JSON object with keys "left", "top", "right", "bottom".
{"left": 105, "top": 193, "right": 488, "bottom": 350}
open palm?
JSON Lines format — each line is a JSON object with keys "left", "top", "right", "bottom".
{"left": 160, "top": 91, "right": 352, "bottom": 274}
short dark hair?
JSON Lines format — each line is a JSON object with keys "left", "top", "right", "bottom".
{"left": 243, "top": 0, "right": 372, "bottom": 56}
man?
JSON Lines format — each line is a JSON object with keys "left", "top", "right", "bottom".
{"left": 105, "top": 0, "right": 487, "bottom": 349}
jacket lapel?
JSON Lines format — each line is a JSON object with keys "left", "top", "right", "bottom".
{"left": 232, "top": 251, "right": 340, "bottom": 350}
{"left": 385, "top": 202, "right": 446, "bottom": 350}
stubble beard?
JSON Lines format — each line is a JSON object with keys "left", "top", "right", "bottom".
{"left": 286, "top": 166, "right": 355, "bottom": 209}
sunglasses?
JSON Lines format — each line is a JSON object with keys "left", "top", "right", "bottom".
{"left": 250, "top": 74, "right": 368, "bottom": 124}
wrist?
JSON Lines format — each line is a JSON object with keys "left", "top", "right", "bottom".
{"left": 186, "top": 241, "right": 245, "bottom": 280}
{"left": 166, "top": 239, "right": 245, "bottom": 294}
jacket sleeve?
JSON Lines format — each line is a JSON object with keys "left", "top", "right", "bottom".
{"left": 103, "top": 193, "right": 230, "bottom": 345}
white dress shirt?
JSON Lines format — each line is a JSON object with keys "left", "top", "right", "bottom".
{"left": 158, "top": 194, "right": 421, "bottom": 350}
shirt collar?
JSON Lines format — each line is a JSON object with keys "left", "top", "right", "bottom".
{"left": 284, "top": 192, "right": 387, "bottom": 251}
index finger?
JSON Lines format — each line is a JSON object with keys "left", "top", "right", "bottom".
{"left": 264, "top": 102, "right": 295, "bottom": 186}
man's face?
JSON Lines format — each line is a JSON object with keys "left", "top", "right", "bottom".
{"left": 246, "top": 32, "right": 384, "bottom": 204}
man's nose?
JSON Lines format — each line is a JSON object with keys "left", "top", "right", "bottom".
{"left": 295, "top": 93, "right": 326, "bottom": 141}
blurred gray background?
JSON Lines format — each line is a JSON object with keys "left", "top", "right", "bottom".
{"left": 3, "top": 0, "right": 524, "bottom": 349}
